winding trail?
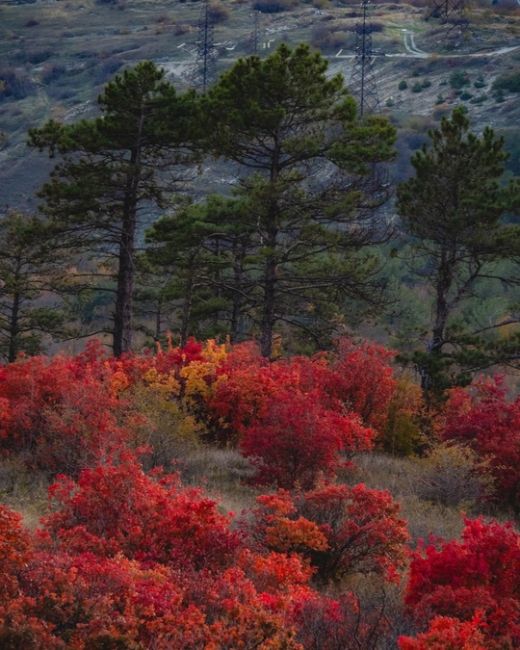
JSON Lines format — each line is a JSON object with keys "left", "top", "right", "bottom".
{"left": 332, "top": 28, "right": 520, "bottom": 60}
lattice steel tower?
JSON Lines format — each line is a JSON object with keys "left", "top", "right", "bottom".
{"left": 250, "top": 9, "right": 261, "bottom": 55}
{"left": 195, "top": 0, "right": 217, "bottom": 92}
{"left": 350, "top": 0, "right": 382, "bottom": 117}
{"left": 430, "top": 0, "right": 470, "bottom": 39}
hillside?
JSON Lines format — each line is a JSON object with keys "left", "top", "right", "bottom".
{"left": 1, "top": 4, "right": 520, "bottom": 646}
{"left": 1, "top": 0, "right": 519, "bottom": 207}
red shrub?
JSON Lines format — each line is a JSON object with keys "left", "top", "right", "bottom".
{"left": 212, "top": 338, "right": 397, "bottom": 435}
{"left": 0, "top": 505, "right": 31, "bottom": 601}
{"left": 241, "top": 389, "right": 374, "bottom": 488}
{"left": 0, "top": 464, "right": 311, "bottom": 647}
{"left": 248, "top": 482, "right": 409, "bottom": 584}
{"left": 212, "top": 340, "right": 387, "bottom": 487}
{"left": 406, "top": 518, "right": 520, "bottom": 649}
{"left": 0, "top": 338, "right": 218, "bottom": 475}
{"left": 0, "top": 347, "right": 128, "bottom": 475}
{"left": 398, "top": 615, "right": 486, "bottom": 649}
{"left": 442, "top": 376, "right": 520, "bottom": 509}
{"left": 0, "top": 509, "right": 308, "bottom": 649}
{"left": 1, "top": 548, "right": 308, "bottom": 649}
{"left": 291, "top": 591, "right": 394, "bottom": 650}
{"left": 325, "top": 338, "right": 397, "bottom": 428}
{"left": 42, "top": 452, "right": 241, "bottom": 572}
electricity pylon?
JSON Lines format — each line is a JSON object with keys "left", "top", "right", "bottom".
{"left": 350, "top": 0, "right": 384, "bottom": 117}
{"left": 194, "top": 0, "right": 217, "bottom": 92}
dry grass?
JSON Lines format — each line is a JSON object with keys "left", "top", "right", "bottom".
{"left": 0, "top": 440, "right": 514, "bottom": 543}
{"left": 181, "top": 447, "right": 257, "bottom": 514}
{"left": 349, "top": 452, "right": 470, "bottom": 543}
{"left": 0, "top": 457, "right": 49, "bottom": 529}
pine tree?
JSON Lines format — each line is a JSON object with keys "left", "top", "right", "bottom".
{"left": 29, "top": 62, "right": 197, "bottom": 356}
{"left": 397, "top": 107, "right": 520, "bottom": 396}
{"left": 145, "top": 196, "right": 252, "bottom": 344}
{"left": 203, "top": 44, "right": 396, "bottom": 356}
{"left": 0, "top": 211, "right": 65, "bottom": 361}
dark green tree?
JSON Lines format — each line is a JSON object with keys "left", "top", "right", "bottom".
{"left": 203, "top": 43, "right": 396, "bottom": 356}
{"left": 397, "top": 108, "right": 520, "bottom": 396}
{"left": 28, "top": 61, "right": 196, "bottom": 356}
{"left": 145, "top": 195, "right": 253, "bottom": 345}
{"left": 0, "top": 211, "right": 65, "bottom": 362}
{"left": 133, "top": 253, "right": 180, "bottom": 343}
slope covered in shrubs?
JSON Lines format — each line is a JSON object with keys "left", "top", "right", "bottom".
{"left": 0, "top": 336, "right": 518, "bottom": 648}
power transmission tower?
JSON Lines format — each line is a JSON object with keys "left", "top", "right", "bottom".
{"left": 250, "top": 9, "right": 261, "bottom": 55}
{"left": 350, "top": 0, "right": 383, "bottom": 117}
{"left": 430, "top": 0, "right": 470, "bottom": 41}
{"left": 195, "top": 0, "right": 217, "bottom": 92}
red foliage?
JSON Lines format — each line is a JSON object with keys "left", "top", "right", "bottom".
{"left": 212, "top": 337, "right": 396, "bottom": 433}
{"left": 42, "top": 452, "right": 241, "bottom": 572}
{"left": 1, "top": 550, "right": 305, "bottom": 649}
{"left": 0, "top": 345, "right": 128, "bottom": 475}
{"left": 399, "top": 615, "right": 486, "bottom": 650}
{"left": 291, "top": 590, "right": 393, "bottom": 650}
{"left": 241, "top": 389, "right": 373, "bottom": 488}
{"left": 442, "top": 376, "right": 520, "bottom": 509}
{"left": 0, "top": 338, "right": 215, "bottom": 476}
{"left": 248, "top": 482, "right": 409, "bottom": 584}
{"left": 212, "top": 339, "right": 390, "bottom": 487}
{"left": 0, "top": 505, "right": 31, "bottom": 601}
{"left": 406, "top": 517, "right": 520, "bottom": 649}
{"left": 0, "top": 460, "right": 313, "bottom": 648}
{"left": 324, "top": 338, "right": 397, "bottom": 428}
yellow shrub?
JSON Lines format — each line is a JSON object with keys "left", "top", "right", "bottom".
{"left": 381, "top": 377, "right": 425, "bottom": 456}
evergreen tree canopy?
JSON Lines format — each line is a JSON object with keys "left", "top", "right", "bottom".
{"left": 0, "top": 211, "right": 65, "bottom": 361}
{"left": 397, "top": 107, "right": 520, "bottom": 396}
{"left": 201, "top": 44, "right": 396, "bottom": 356}
{"left": 29, "top": 61, "right": 197, "bottom": 356}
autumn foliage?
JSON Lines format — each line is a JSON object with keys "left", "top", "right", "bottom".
{"left": 42, "top": 452, "right": 241, "bottom": 571}
{"left": 405, "top": 517, "right": 520, "bottom": 649}
{"left": 399, "top": 615, "right": 487, "bottom": 650}
{"left": 0, "top": 458, "right": 311, "bottom": 648}
{"left": 0, "top": 337, "right": 519, "bottom": 647}
{"left": 248, "top": 482, "right": 409, "bottom": 585}
{"left": 0, "top": 505, "right": 31, "bottom": 601}
{"left": 210, "top": 339, "right": 397, "bottom": 487}
{"left": 442, "top": 376, "right": 520, "bottom": 509}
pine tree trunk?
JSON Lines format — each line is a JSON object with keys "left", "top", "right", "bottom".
{"left": 259, "top": 148, "right": 280, "bottom": 358}
{"left": 113, "top": 216, "right": 136, "bottom": 357}
{"left": 8, "top": 291, "right": 21, "bottom": 363}
{"left": 155, "top": 296, "right": 162, "bottom": 341}
{"left": 230, "top": 239, "right": 246, "bottom": 342}
{"left": 260, "top": 230, "right": 277, "bottom": 358}
{"left": 8, "top": 258, "right": 22, "bottom": 363}
{"left": 112, "top": 110, "right": 145, "bottom": 357}
{"left": 180, "top": 260, "right": 196, "bottom": 347}
{"left": 421, "top": 248, "right": 453, "bottom": 391}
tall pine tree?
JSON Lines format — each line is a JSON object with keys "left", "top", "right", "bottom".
{"left": 29, "top": 62, "right": 197, "bottom": 356}
{"left": 203, "top": 44, "right": 396, "bottom": 356}
{"left": 397, "top": 108, "right": 520, "bottom": 396}
{"left": 0, "top": 211, "right": 65, "bottom": 361}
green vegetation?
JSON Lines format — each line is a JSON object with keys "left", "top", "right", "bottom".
{"left": 396, "top": 107, "right": 520, "bottom": 396}
{"left": 28, "top": 62, "right": 198, "bottom": 356}
{"left": 493, "top": 70, "right": 520, "bottom": 93}
{"left": 449, "top": 70, "right": 470, "bottom": 90}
